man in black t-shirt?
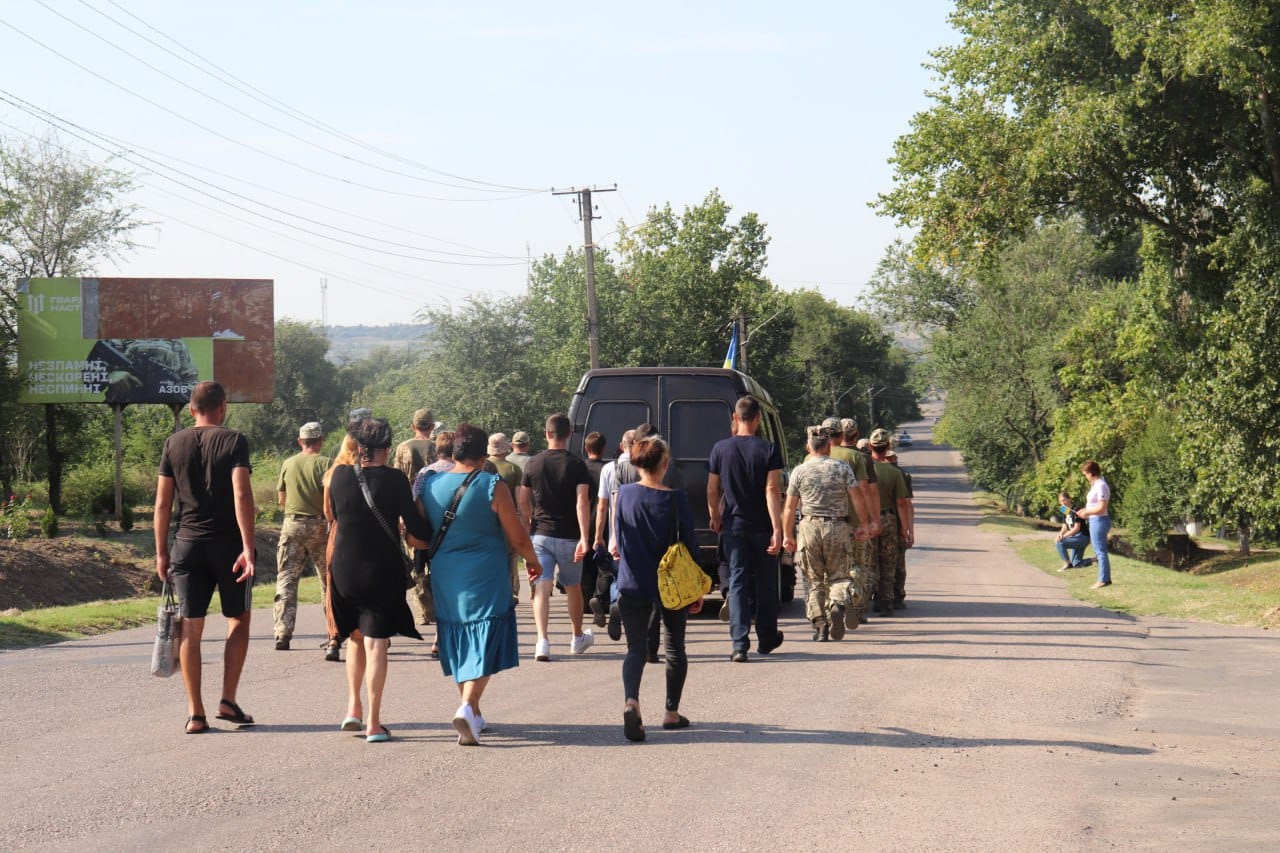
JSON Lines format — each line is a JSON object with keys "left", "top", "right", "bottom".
{"left": 154, "top": 381, "right": 258, "bottom": 734}
{"left": 707, "top": 395, "right": 785, "bottom": 662}
{"left": 518, "top": 413, "right": 593, "bottom": 661}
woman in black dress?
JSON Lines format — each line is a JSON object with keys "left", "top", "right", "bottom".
{"left": 326, "top": 418, "right": 431, "bottom": 742}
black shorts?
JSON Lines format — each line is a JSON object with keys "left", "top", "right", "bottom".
{"left": 171, "top": 538, "right": 253, "bottom": 619}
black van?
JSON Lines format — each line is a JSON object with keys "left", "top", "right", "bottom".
{"left": 566, "top": 367, "right": 795, "bottom": 602}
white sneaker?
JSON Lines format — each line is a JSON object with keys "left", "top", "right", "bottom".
{"left": 452, "top": 704, "right": 480, "bottom": 746}
{"left": 534, "top": 637, "right": 551, "bottom": 661}
{"left": 570, "top": 630, "right": 595, "bottom": 654}
{"left": 475, "top": 713, "right": 490, "bottom": 734}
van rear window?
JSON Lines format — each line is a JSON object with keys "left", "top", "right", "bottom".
{"left": 584, "top": 401, "right": 650, "bottom": 453}
{"left": 668, "top": 400, "right": 732, "bottom": 458}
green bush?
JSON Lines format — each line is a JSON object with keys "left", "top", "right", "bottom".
{"left": 61, "top": 461, "right": 152, "bottom": 516}
{"left": 119, "top": 504, "right": 134, "bottom": 533}
{"left": 1119, "top": 413, "right": 1191, "bottom": 553}
{"left": 4, "top": 497, "right": 31, "bottom": 540}
{"left": 40, "top": 506, "right": 58, "bottom": 538}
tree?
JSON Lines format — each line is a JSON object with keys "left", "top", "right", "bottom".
{"left": 526, "top": 190, "right": 788, "bottom": 382}
{"left": 0, "top": 135, "right": 142, "bottom": 512}
{"left": 931, "top": 219, "right": 1102, "bottom": 499}
{"left": 782, "top": 288, "right": 917, "bottom": 433}
{"left": 880, "top": 3, "right": 1280, "bottom": 551}
{"left": 877, "top": 0, "right": 1280, "bottom": 296}
{"left": 866, "top": 238, "right": 976, "bottom": 332}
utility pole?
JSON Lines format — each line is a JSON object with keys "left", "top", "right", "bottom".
{"left": 553, "top": 184, "right": 617, "bottom": 369}
{"left": 320, "top": 277, "right": 328, "bottom": 336}
{"left": 736, "top": 310, "right": 748, "bottom": 374}
{"left": 867, "top": 384, "right": 886, "bottom": 428}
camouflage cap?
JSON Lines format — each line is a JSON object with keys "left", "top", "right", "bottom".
{"left": 840, "top": 417, "right": 859, "bottom": 438}
{"left": 511, "top": 430, "right": 531, "bottom": 446}
{"left": 412, "top": 407, "right": 434, "bottom": 430}
{"left": 869, "top": 428, "right": 893, "bottom": 447}
{"left": 298, "top": 421, "right": 323, "bottom": 440}
{"left": 856, "top": 438, "right": 870, "bottom": 451}
{"left": 806, "top": 425, "right": 831, "bottom": 444}
{"left": 820, "top": 416, "right": 842, "bottom": 434}
{"left": 348, "top": 407, "right": 372, "bottom": 426}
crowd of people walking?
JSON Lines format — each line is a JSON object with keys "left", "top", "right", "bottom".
{"left": 154, "top": 382, "right": 918, "bottom": 745}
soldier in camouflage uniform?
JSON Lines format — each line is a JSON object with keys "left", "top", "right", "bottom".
{"left": 868, "top": 429, "right": 912, "bottom": 616}
{"left": 273, "top": 422, "right": 330, "bottom": 650}
{"left": 818, "top": 416, "right": 882, "bottom": 623}
{"left": 783, "top": 427, "right": 876, "bottom": 641}
{"left": 88, "top": 338, "right": 200, "bottom": 404}
{"left": 395, "top": 408, "right": 437, "bottom": 624}
{"left": 885, "top": 449, "right": 915, "bottom": 608}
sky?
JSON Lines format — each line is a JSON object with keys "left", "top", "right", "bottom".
{"left": 0, "top": 1, "right": 960, "bottom": 327}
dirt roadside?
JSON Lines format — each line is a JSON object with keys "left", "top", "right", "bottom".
{"left": 0, "top": 524, "right": 280, "bottom": 612}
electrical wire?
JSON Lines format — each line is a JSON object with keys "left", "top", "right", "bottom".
{"left": 0, "top": 91, "right": 527, "bottom": 266}
{"left": 96, "top": 0, "right": 544, "bottom": 193}
{"left": 0, "top": 18, "right": 536, "bottom": 203}
{"left": 137, "top": 205, "right": 426, "bottom": 303}
{"left": 0, "top": 88, "right": 523, "bottom": 259}
{"left": 34, "top": 0, "right": 536, "bottom": 195}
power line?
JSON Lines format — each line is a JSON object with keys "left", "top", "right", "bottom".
{"left": 0, "top": 92, "right": 527, "bottom": 266}
{"left": 139, "top": 199, "right": 528, "bottom": 309}
{"left": 135, "top": 205, "right": 424, "bottom": 303}
{"left": 34, "top": 0, "right": 534, "bottom": 195}
{"left": 0, "top": 17, "right": 537, "bottom": 203}
{"left": 96, "top": 0, "right": 543, "bottom": 193}
{"left": 0, "top": 89, "right": 521, "bottom": 258}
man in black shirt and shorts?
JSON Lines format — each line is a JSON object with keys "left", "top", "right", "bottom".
{"left": 154, "top": 381, "right": 258, "bottom": 734}
{"left": 518, "top": 413, "right": 593, "bottom": 661}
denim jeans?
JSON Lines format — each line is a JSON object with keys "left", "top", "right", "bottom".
{"left": 1089, "top": 516, "right": 1112, "bottom": 583}
{"left": 1055, "top": 533, "right": 1090, "bottom": 567}
{"left": 722, "top": 530, "right": 779, "bottom": 653}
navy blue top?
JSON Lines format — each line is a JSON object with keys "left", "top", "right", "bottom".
{"left": 615, "top": 483, "right": 698, "bottom": 604}
{"left": 706, "top": 434, "right": 784, "bottom": 533}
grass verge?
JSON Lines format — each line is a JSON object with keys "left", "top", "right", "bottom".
{"left": 0, "top": 576, "right": 324, "bottom": 650}
{"left": 1008, "top": 535, "right": 1279, "bottom": 629}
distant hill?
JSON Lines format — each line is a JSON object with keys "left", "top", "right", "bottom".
{"left": 324, "top": 324, "right": 432, "bottom": 364}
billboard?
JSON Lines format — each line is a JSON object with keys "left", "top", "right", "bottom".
{"left": 17, "top": 277, "right": 274, "bottom": 404}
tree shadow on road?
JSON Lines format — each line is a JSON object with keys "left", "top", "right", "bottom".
{"left": 443, "top": 721, "right": 1153, "bottom": 754}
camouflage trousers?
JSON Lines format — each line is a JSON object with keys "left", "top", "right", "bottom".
{"left": 274, "top": 516, "right": 327, "bottom": 640}
{"left": 848, "top": 533, "right": 876, "bottom": 616}
{"left": 895, "top": 536, "right": 908, "bottom": 605}
{"left": 798, "top": 517, "right": 855, "bottom": 626}
{"left": 409, "top": 549, "right": 433, "bottom": 625}
{"left": 872, "top": 512, "right": 902, "bottom": 612}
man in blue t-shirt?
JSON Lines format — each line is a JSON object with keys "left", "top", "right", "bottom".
{"left": 707, "top": 395, "right": 785, "bottom": 662}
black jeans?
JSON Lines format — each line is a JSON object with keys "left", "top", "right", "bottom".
{"left": 619, "top": 594, "right": 687, "bottom": 711}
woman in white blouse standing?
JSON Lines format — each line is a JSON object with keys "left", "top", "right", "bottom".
{"left": 1077, "top": 460, "right": 1112, "bottom": 589}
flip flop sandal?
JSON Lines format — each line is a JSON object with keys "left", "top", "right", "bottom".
{"left": 366, "top": 727, "right": 391, "bottom": 743}
{"left": 185, "top": 714, "right": 209, "bottom": 734}
{"left": 662, "top": 715, "right": 691, "bottom": 730}
{"left": 215, "top": 699, "right": 256, "bottom": 726}
{"left": 340, "top": 716, "right": 363, "bottom": 732}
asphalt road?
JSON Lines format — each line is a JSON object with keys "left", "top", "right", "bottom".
{"left": 2, "top": 421, "right": 1277, "bottom": 852}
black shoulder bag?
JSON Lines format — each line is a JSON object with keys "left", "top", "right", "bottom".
{"left": 428, "top": 468, "right": 482, "bottom": 561}
{"left": 354, "top": 462, "right": 419, "bottom": 589}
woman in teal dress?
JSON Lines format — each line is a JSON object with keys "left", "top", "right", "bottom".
{"left": 417, "top": 423, "right": 540, "bottom": 746}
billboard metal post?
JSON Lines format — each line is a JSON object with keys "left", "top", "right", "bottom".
{"left": 112, "top": 404, "right": 124, "bottom": 522}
